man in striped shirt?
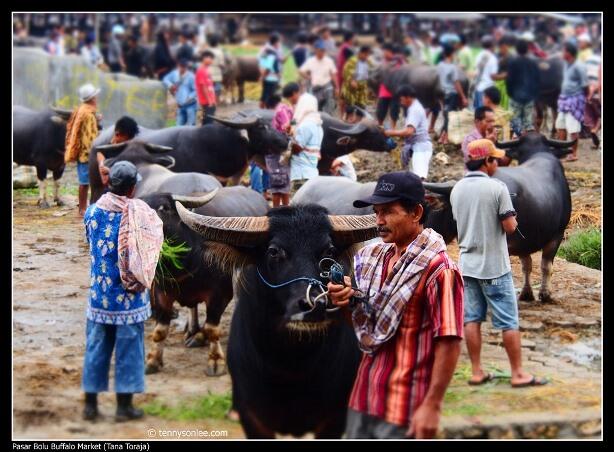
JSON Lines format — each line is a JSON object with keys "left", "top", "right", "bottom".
{"left": 328, "top": 171, "right": 464, "bottom": 439}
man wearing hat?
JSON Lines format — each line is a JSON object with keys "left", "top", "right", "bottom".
{"left": 163, "top": 58, "right": 198, "bottom": 126}
{"left": 107, "top": 24, "right": 126, "bottom": 73}
{"left": 82, "top": 160, "right": 164, "bottom": 422}
{"left": 65, "top": 83, "right": 101, "bottom": 216}
{"left": 450, "top": 139, "right": 548, "bottom": 389}
{"left": 328, "top": 171, "right": 464, "bottom": 438}
{"left": 299, "top": 39, "right": 339, "bottom": 115}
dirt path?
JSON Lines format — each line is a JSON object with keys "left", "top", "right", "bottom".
{"left": 12, "top": 105, "right": 601, "bottom": 439}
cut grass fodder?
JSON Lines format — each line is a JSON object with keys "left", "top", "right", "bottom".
{"left": 143, "top": 391, "right": 233, "bottom": 421}
{"left": 557, "top": 228, "right": 601, "bottom": 270}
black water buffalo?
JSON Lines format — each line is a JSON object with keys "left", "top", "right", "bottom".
{"left": 13, "top": 105, "right": 72, "bottom": 207}
{"left": 176, "top": 203, "right": 377, "bottom": 438}
{"left": 140, "top": 186, "right": 269, "bottom": 376}
{"left": 368, "top": 63, "right": 470, "bottom": 110}
{"left": 292, "top": 176, "right": 457, "bottom": 245}
{"left": 88, "top": 115, "right": 288, "bottom": 203}
{"left": 94, "top": 141, "right": 223, "bottom": 199}
{"left": 235, "top": 108, "right": 396, "bottom": 174}
{"left": 424, "top": 132, "right": 574, "bottom": 303}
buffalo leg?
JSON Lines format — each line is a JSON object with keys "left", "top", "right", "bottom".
{"left": 550, "top": 109, "right": 559, "bottom": 138}
{"left": 145, "top": 322, "right": 170, "bottom": 374}
{"left": 239, "top": 408, "right": 276, "bottom": 439}
{"left": 145, "top": 290, "right": 174, "bottom": 374}
{"left": 534, "top": 102, "right": 544, "bottom": 133}
{"left": 35, "top": 166, "right": 49, "bottom": 208}
{"left": 203, "top": 291, "right": 232, "bottom": 376}
{"left": 539, "top": 236, "right": 563, "bottom": 303}
{"left": 238, "top": 81, "right": 245, "bottom": 103}
{"left": 52, "top": 166, "right": 65, "bottom": 206}
{"left": 184, "top": 306, "right": 207, "bottom": 348}
{"left": 518, "top": 255, "right": 535, "bottom": 301}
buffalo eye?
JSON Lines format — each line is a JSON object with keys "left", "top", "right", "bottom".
{"left": 267, "top": 244, "right": 286, "bottom": 260}
{"left": 322, "top": 246, "right": 337, "bottom": 259}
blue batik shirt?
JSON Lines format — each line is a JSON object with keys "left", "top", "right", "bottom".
{"left": 84, "top": 204, "right": 151, "bottom": 325}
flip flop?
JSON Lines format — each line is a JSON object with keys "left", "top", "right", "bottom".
{"left": 565, "top": 156, "right": 578, "bottom": 162}
{"left": 511, "top": 376, "right": 549, "bottom": 388}
{"left": 468, "top": 372, "right": 495, "bottom": 386}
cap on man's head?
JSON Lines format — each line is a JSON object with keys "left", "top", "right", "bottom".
{"left": 109, "top": 160, "right": 142, "bottom": 190}
{"left": 578, "top": 33, "right": 591, "bottom": 43}
{"left": 353, "top": 171, "right": 425, "bottom": 208}
{"left": 466, "top": 139, "right": 506, "bottom": 161}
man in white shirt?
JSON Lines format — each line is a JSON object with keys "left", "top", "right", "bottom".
{"left": 300, "top": 39, "right": 339, "bottom": 115}
{"left": 473, "top": 35, "right": 498, "bottom": 109}
{"left": 383, "top": 85, "right": 433, "bottom": 180}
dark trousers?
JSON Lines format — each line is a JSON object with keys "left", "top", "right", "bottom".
{"left": 376, "top": 97, "right": 401, "bottom": 124}
{"left": 201, "top": 105, "right": 217, "bottom": 126}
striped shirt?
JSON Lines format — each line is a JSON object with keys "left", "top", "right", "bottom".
{"left": 348, "top": 249, "right": 464, "bottom": 428}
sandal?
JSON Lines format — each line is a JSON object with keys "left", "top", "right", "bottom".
{"left": 565, "top": 155, "right": 578, "bottom": 162}
{"left": 511, "top": 376, "right": 549, "bottom": 388}
{"left": 468, "top": 372, "right": 495, "bottom": 386}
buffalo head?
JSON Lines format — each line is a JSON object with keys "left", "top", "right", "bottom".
{"left": 329, "top": 119, "right": 396, "bottom": 155}
{"left": 176, "top": 203, "right": 377, "bottom": 333}
{"left": 496, "top": 131, "right": 575, "bottom": 164}
{"left": 211, "top": 115, "right": 289, "bottom": 155}
{"left": 95, "top": 141, "right": 175, "bottom": 169}
{"left": 422, "top": 181, "right": 458, "bottom": 245}
{"left": 141, "top": 190, "right": 219, "bottom": 238}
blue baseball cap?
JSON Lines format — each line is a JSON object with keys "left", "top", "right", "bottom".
{"left": 109, "top": 160, "right": 142, "bottom": 190}
{"left": 314, "top": 39, "right": 326, "bottom": 50}
{"left": 353, "top": 171, "right": 425, "bottom": 208}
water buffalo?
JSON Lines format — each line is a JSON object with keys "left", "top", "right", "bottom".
{"left": 88, "top": 115, "right": 288, "bottom": 203}
{"left": 234, "top": 108, "right": 396, "bottom": 174}
{"left": 424, "top": 132, "right": 574, "bottom": 303}
{"left": 13, "top": 105, "right": 72, "bottom": 207}
{"left": 176, "top": 203, "right": 377, "bottom": 438}
{"left": 292, "top": 176, "right": 458, "bottom": 245}
{"left": 368, "top": 63, "right": 470, "bottom": 110}
{"left": 141, "top": 186, "right": 269, "bottom": 376}
{"left": 95, "top": 141, "right": 223, "bottom": 198}
{"left": 223, "top": 55, "right": 260, "bottom": 104}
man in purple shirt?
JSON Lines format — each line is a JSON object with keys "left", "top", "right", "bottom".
{"left": 461, "top": 106, "right": 497, "bottom": 162}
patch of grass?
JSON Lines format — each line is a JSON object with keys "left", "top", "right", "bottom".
{"left": 557, "top": 228, "right": 601, "bottom": 270}
{"left": 155, "top": 238, "right": 191, "bottom": 291}
{"left": 165, "top": 118, "right": 177, "bottom": 128}
{"left": 14, "top": 186, "right": 79, "bottom": 197}
{"left": 143, "top": 391, "right": 233, "bottom": 421}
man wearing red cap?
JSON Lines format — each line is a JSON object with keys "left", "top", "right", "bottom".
{"left": 450, "top": 139, "right": 548, "bottom": 389}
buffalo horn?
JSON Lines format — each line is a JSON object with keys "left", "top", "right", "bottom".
{"left": 354, "top": 106, "right": 374, "bottom": 121}
{"left": 543, "top": 137, "right": 577, "bottom": 149}
{"left": 495, "top": 139, "right": 521, "bottom": 149}
{"left": 95, "top": 142, "right": 128, "bottom": 158}
{"left": 175, "top": 201, "right": 269, "bottom": 247}
{"left": 209, "top": 115, "right": 259, "bottom": 129}
{"left": 423, "top": 181, "right": 457, "bottom": 196}
{"left": 49, "top": 106, "right": 73, "bottom": 119}
{"left": 171, "top": 189, "right": 219, "bottom": 208}
{"left": 144, "top": 143, "right": 174, "bottom": 153}
{"left": 330, "top": 122, "right": 368, "bottom": 136}
{"left": 328, "top": 214, "right": 378, "bottom": 247}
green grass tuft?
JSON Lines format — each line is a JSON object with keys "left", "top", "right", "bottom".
{"left": 557, "top": 228, "right": 601, "bottom": 270}
{"left": 155, "top": 238, "right": 191, "bottom": 291}
{"left": 143, "top": 391, "right": 234, "bottom": 421}
{"left": 14, "top": 186, "right": 79, "bottom": 197}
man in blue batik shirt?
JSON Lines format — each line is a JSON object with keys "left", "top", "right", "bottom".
{"left": 163, "top": 58, "right": 198, "bottom": 126}
{"left": 82, "top": 161, "right": 158, "bottom": 422}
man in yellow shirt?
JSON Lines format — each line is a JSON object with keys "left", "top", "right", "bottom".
{"left": 65, "top": 83, "right": 101, "bottom": 216}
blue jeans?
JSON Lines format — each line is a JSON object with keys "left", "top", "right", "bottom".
{"left": 176, "top": 104, "right": 197, "bottom": 126}
{"left": 77, "top": 162, "right": 89, "bottom": 185}
{"left": 463, "top": 272, "right": 519, "bottom": 331}
{"left": 249, "top": 162, "right": 269, "bottom": 193}
{"left": 473, "top": 90, "right": 484, "bottom": 110}
{"left": 82, "top": 320, "right": 146, "bottom": 393}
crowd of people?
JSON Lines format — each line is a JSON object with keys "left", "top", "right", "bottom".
{"left": 35, "top": 15, "right": 601, "bottom": 438}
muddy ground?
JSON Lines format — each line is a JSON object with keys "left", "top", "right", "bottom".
{"left": 12, "top": 101, "right": 601, "bottom": 439}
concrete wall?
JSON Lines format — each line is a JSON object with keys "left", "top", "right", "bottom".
{"left": 13, "top": 47, "right": 168, "bottom": 129}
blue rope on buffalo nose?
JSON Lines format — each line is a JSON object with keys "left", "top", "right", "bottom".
{"left": 256, "top": 258, "right": 372, "bottom": 314}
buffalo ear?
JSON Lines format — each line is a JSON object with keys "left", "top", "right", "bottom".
{"left": 202, "top": 241, "right": 257, "bottom": 276}
{"left": 424, "top": 194, "right": 448, "bottom": 211}
{"left": 95, "top": 143, "right": 128, "bottom": 159}
{"left": 50, "top": 115, "right": 66, "bottom": 125}
{"left": 153, "top": 155, "right": 176, "bottom": 168}
{"left": 551, "top": 147, "right": 573, "bottom": 159}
